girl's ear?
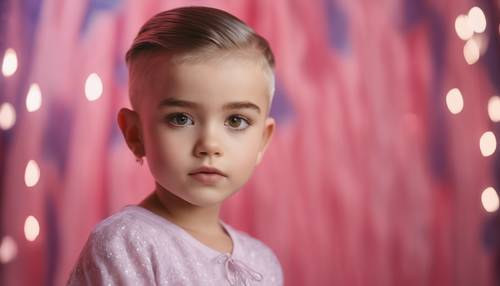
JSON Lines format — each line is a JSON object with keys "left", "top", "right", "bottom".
{"left": 256, "top": 117, "right": 276, "bottom": 165}
{"left": 117, "top": 108, "right": 145, "bottom": 158}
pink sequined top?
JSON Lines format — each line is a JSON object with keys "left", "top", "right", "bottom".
{"left": 67, "top": 206, "right": 283, "bottom": 286}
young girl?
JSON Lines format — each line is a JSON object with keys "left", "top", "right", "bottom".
{"left": 67, "top": 6, "right": 282, "bottom": 286}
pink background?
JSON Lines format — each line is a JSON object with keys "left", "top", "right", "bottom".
{"left": 1, "top": 0, "right": 499, "bottom": 285}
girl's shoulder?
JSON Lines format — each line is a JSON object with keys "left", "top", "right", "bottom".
{"left": 68, "top": 206, "right": 168, "bottom": 285}
{"left": 88, "top": 205, "right": 172, "bottom": 247}
{"left": 225, "top": 223, "right": 276, "bottom": 256}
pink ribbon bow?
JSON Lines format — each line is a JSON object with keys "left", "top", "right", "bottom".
{"left": 215, "top": 254, "right": 263, "bottom": 286}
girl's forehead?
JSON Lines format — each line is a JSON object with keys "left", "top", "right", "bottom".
{"left": 130, "top": 52, "right": 274, "bottom": 113}
{"left": 150, "top": 59, "right": 269, "bottom": 103}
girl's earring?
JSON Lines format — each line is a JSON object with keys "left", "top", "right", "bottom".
{"left": 136, "top": 156, "right": 144, "bottom": 165}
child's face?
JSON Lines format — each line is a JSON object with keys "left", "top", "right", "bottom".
{"left": 131, "top": 54, "right": 275, "bottom": 207}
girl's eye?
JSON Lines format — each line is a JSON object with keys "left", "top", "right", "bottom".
{"left": 167, "top": 113, "right": 194, "bottom": 126}
{"left": 225, "top": 115, "right": 250, "bottom": 130}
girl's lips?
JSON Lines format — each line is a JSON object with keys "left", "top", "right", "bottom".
{"left": 189, "top": 172, "right": 225, "bottom": 184}
{"left": 189, "top": 166, "right": 227, "bottom": 177}
{"left": 189, "top": 166, "right": 227, "bottom": 184}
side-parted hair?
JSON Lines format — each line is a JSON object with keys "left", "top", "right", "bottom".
{"left": 125, "top": 6, "right": 276, "bottom": 110}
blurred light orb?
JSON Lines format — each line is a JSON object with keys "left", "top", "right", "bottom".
{"left": 479, "top": 131, "right": 497, "bottom": 157}
{"left": 0, "top": 236, "right": 17, "bottom": 264}
{"left": 85, "top": 73, "right": 103, "bottom": 101}
{"left": 0, "top": 102, "right": 16, "bottom": 130}
{"left": 463, "top": 38, "right": 480, "bottom": 64}
{"left": 24, "top": 216, "right": 40, "bottom": 242}
{"left": 446, "top": 88, "right": 464, "bottom": 114}
{"left": 481, "top": 187, "right": 499, "bottom": 213}
{"left": 24, "top": 160, "right": 40, "bottom": 187}
{"left": 2, "top": 48, "right": 18, "bottom": 77}
{"left": 455, "top": 14, "right": 474, "bottom": 40}
{"left": 488, "top": 96, "right": 500, "bottom": 122}
{"left": 468, "top": 7, "right": 486, "bottom": 33}
{"left": 26, "top": 83, "right": 42, "bottom": 112}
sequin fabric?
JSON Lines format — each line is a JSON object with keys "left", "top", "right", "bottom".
{"left": 67, "top": 206, "right": 283, "bottom": 286}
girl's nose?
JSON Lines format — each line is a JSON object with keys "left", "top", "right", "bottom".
{"left": 193, "top": 127, "right": 223, "bottom": 158}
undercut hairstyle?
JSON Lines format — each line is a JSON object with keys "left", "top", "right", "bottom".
{"left": 125, "top": 6, "right": 276, "bottom": 110}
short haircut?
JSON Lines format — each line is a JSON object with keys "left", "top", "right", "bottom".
{"left": 126, "top": 6, "right": 276, "bottom": 110}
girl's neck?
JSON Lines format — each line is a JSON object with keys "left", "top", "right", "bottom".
{"left": 139, "top": 185, "right": 234, "bottom": 254}
{"left": 139, "top": 185, "right": 224, "bottom": 235}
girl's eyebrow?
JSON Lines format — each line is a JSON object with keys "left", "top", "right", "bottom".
{"left": 158, "top": 98, "right": 198, "bottom": 109}
{"left": 158, "top": 98, "right": 261, "bottom": 114}
{"left": 223, "top": 102, "right": 261, "bottom": 114}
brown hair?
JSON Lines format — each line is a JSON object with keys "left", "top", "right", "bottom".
{"left": 126, "top": 6, "right": 275, "bottom": 109}
{"left": 126, "top": 6, "right": 274, "bottom": 67}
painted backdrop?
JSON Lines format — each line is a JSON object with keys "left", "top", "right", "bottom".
{"left": 1, "top": 0, "right": 499, "bottom": 285}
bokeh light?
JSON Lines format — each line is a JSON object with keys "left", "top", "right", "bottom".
{"left": 24, "top": 160, "right": 40, "bottom": 187}
{"left": 24, "top": 216, "right": 40, "bottom": 242}
{"left": 446, "top": 88, "right": 464, "bottom": 114}
{"left": 488, "top": 96, "right": 500, "bottom": 122}
{"left": 0, "top": 236, "right": 17, "bottom": 264}
{"left": 455, "top": 15, "right": 474, "bottom": 40}
{"left": 463, "top": 38, "right": 480, "bottom": 64}
{"left": 479, "top": 131, "right": 497, "bottom": 157}
{"left": 481, "top": 187, "right": 499, "bottom": 213}
{"left": 26, "top": 83, "right": 42, "bottom": 112}
{"left": 468, "top": 7, "right": 486, "bottom": 33}
{"left": 2, "top": 48, "right": 18, "bottom": 77}
{"left": 85, "top": 73, "right": 103, "bottom": 101}
{"left": 0, "top": 102, "right": 16, "bottom": 130}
